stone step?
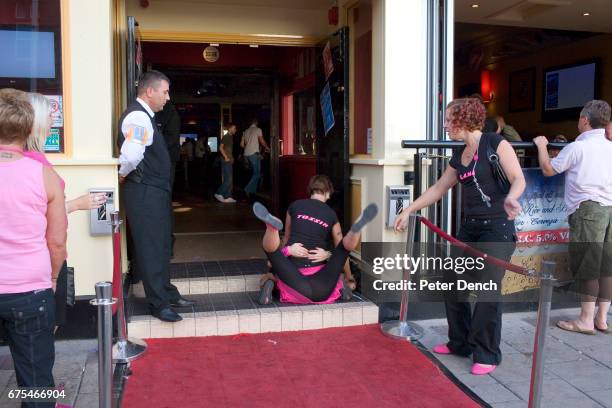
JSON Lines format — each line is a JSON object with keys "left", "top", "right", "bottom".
{"left": 131, "top": 274, "right": 264, "bottom": 297}
{"left": 127, "top": 292, "right": 379, "bottom": 339}
{"left": 131, "top": 259, "right": 268, "bottom": 297}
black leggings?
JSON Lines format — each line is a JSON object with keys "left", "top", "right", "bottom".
{"left": 266, "top": 243, "right": 350, "bottom": 302}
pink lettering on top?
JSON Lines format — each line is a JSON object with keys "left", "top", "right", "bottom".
{"left": 296, "top": 214, "right": 329, "bottom": 228}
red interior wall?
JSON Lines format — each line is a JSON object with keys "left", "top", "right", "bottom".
{"left": 354, "top": 31, "right": 372, "bottom": 154}
{"left": 142, "top": 42, "right": 304, "bottom": 71}
{"left": 0, "top": 0, "right": 60, "bottom": 25}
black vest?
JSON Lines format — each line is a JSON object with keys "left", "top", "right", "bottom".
{"left": 117, "top": 101, "right": 171, "bottom": 192}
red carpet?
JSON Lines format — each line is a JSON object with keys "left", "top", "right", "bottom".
{"left": 122, "top": 325, "right": 479, "bottom": 408}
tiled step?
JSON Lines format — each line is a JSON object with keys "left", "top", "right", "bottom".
{"left": 131, "top": 260, "right": 267, "bottom": 297}
{"left": 127, "top": 292, "right": 379, "bottom": 339}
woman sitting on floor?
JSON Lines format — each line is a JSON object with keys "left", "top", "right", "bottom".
{"left": 254, "top": 175, "right": 377, "bottom": 305}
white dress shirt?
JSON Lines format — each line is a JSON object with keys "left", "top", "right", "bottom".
{"left": 118, "top": 98, "right": 155, "bottom": 177}
{"left": 551, "top": 128, "right": 612, "bottom": 215}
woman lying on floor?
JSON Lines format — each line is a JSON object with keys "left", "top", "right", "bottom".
{"left": 253, "top": 175, "right": 377, "bottom": 305}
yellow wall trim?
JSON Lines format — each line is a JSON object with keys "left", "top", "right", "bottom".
{"left": 58, "top": 0, "right": 72, "bottom": 158}
{"left": 140, "top": 29, "right": 321, "bottom": 47}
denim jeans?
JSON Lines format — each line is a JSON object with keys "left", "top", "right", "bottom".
{"left": 245, "top": 154, "right": 261, "bottom": 195}
{"left": 216, "top": 161, "right": 233, "bottom": 198}
{"left": 0, "top": 288, "right": 56, "bottom": 408}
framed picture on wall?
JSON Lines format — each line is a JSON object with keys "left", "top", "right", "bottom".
{"left": 509, "top": 68, "right": 536, "bottom": 112}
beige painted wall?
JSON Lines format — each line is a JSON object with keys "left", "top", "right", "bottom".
{"left": 456, "top": 33, "right": 612, "bottom": 140}
{"left": 126, "top": 0, "right": 330, "bottom": 38}
{"left": 51, "top": 0, "right": 117, "bottom": 296}
{"left": 351, "top": 0, "right": 429, "bottom": 244}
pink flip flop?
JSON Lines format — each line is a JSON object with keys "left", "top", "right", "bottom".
{"left": 432, "top": 344, "right": 452, "bottom": 355}
{"left": 471, "top": 363, "right": 497, "bottom": 375}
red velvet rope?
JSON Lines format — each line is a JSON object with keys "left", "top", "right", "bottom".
{"left": 418, "top": 216, "right": 530, "bottom": 276}
{"left": 112, "top": 229, "right": 122, "bottom": 314}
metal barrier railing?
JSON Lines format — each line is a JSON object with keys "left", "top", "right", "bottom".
{"left": 382, "top": 213, "right": 557, "bottom": 408}
{"left": 90, "top": 282, "right": 116, "bottom": 408}
{"left": 402, "top": 140, "right": 567, "bottom": 239}
{"left": 110, "top": 211, "right": 147, "bottom": 363}
{"left": 91, "top": 211, "right": 147, "bottom": 407}
{"left": 380, "top": 213, "right": 424, "bottom": 341}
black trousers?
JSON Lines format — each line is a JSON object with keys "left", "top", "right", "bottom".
{"left": 444, "top": 217, "right": 516, "bottom": 365}
{"left": 266, "top": 243, "right": 350, "bottom": 302}
{"left": 0, "top": 289, "right": 55, "bottom": 408}
{"left": 122, "top": 182, "right": 181, "bottom": 311}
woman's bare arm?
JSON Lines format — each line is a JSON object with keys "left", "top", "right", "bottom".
{"left": 43, "top": 166, "right": 67, "bottom": 279}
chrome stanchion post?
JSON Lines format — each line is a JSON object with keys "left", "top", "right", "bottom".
{"left": 110, "top": 211, "right": 147, "bottom": 363}
{"left": 528, "top": 260, "right": 556, "bottom": 408}
{"left": 90, "top": 282, "right": 116, "bottom": 408}
{"left": 381, "top": 214, "right": 424, "bottom": 341}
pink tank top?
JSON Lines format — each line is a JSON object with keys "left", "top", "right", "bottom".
{"left": 0, "top": 157, "right": 52, "bottom": 293}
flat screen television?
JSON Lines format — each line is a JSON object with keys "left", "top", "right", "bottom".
{"left": 542, "top": 60, "right": 598, "bottom": 122}
{"left": 0, "top": 30, "right": 56, "bottom": 78}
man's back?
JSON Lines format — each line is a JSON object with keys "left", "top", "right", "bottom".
{"left": 243, "top": 124, "right": 262, "bottom": 156}
{"left": 551, "top": 129, "right": 612, "bottom": 214}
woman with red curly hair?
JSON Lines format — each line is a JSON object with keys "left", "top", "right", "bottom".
{"left": 395, "top": 98, "right": 525, "bottom": 375}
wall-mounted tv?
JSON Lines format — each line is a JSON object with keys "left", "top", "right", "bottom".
{"left": 0, "top": 30, "right": 56, "bottom": 78}
{"left": 542, "top": 60, "right": 598, "bottom": 122}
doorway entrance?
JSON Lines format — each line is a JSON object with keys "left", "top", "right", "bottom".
{"left": 126, "top": 32, "right": 351, "bottom": 263}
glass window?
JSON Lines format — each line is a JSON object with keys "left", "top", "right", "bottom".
{"left": 293, "top": 88, "right": 316, "bottom": 155}
{"left": 0, "top": 0, "right": 65, "bottom": 153}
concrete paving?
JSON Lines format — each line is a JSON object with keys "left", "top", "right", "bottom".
{"left": 0, "top": 339, "right": 98, "bottom": 407}
{"left": 417, "top": 307, "right": 612, "bottom": 407}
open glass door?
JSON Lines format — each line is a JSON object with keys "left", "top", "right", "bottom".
{"left": 315, "top": 27, "right": 350, "bottom": 229}
{"left": 126, "top": 16, "right": 142, "bottom": 104}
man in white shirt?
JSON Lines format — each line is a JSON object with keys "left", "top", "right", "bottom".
{"left": 534, "top": 100, "right": 612, "bottom": 334}
{"left": 241, "top": 119, "right": 270, "bottom": 199}
{"left": 117, "top": 71, "right": 194, "bottom": 322}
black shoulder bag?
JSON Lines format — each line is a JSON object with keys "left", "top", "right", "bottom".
{"left": 485, "top": 135, "right": 511, "bottom": 194}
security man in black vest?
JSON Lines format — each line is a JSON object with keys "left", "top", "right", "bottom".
{"left": 118, "top": 70, "right": 194, "bottom": 322}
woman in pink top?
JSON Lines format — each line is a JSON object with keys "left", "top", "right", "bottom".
{"left": 0, "top": 88, "right": 67, "bottom": 404}
{"left": 26, "top": 93, "right": 107, "bottom": 329}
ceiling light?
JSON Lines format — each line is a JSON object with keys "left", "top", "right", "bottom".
{"left": 210, "top": 43, "right": 219, "bottom": 46}
{"left": 471, "top": 4, "right": 479, "bottom": 8}
{"left": 583, "top": 12, "right": 590, "bottom": 16}
{"left": 249, "top": 44, "right": 259, "bottom": 48}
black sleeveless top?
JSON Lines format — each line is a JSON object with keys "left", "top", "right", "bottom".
{"left": 449, "top": 132, "right": 507, "bottom": 217}
{"left": 117, "top": 101, "right": 172, "bottom": 192}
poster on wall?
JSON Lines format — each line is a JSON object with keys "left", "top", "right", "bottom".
{"left": 44, "top": 128, "right": 61, "bottom": 152}
{"left": 47, "top": 95, "right": 63, "bottom": 127}
{"left": 322, "top": 41, "right": 334, "bottom": 80}
{"left": 320, "top": 82, "right": 335, "bottom": 136}
{"left": 515, "top": 168, "right": 568, "bottom": 247}
{"left": 503, "top": 168, "right": 568, "bottom": 294}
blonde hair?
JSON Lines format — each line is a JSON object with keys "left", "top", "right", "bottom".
{"left": 27, "top": 93, "right": 51, "bottom": 152}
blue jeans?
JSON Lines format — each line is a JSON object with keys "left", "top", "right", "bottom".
{"left": 216, "top": 161, "right": 233, "bottom": 198}
{"left": 245, "top": 154, "right": 261, "bottom": 195}
{"left": 0, "top": 288, "right": 56, "bottom": 407}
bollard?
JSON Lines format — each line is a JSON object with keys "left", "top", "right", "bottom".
{"left": 528, "top": 260, "right": 556, "bottom": 408}
{"left": 90, "top": 282, "right": 116, "bottom": 408}
{"left": 381, "top": 213, "right": 424, "bottom": 341}
{"left": 110, "top": 211, "right": 147, "bottom": 363}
